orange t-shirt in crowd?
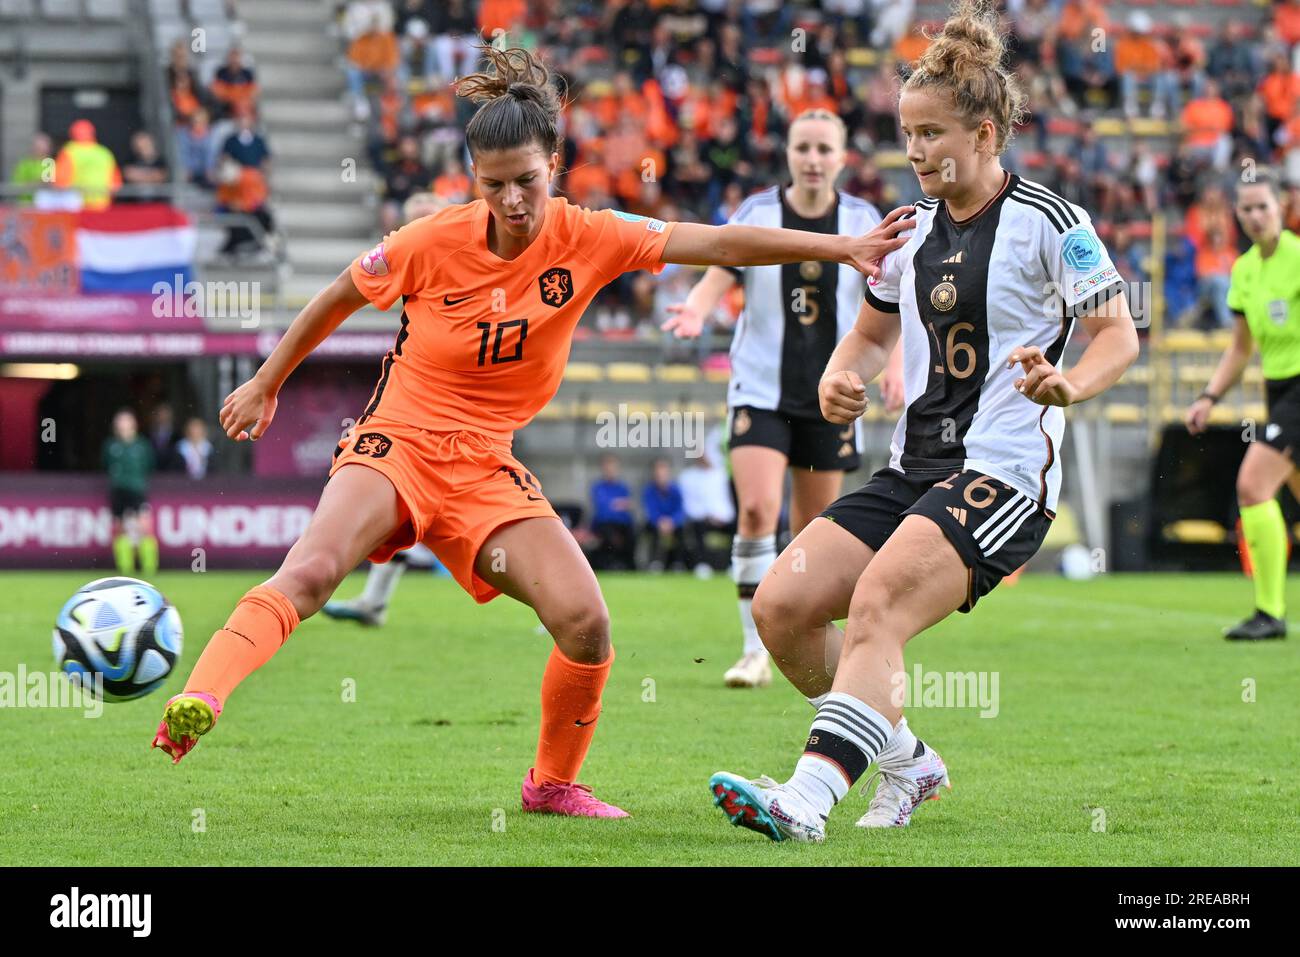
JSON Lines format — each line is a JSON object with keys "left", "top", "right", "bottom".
{"left": 1277, "top": 3, "right": 1300, "bottom": 46}
{"left": 1181, "top": 97, "right": 1233, "bottom": 147}
{"left": 216, "top": 166, "right": 268, "bottom": 212}
{"left": 1258, "top": 71, "right": 1300, "bottom": 122}
{"left": 1184, "top": 203, "right": 1237, "bottom": 252}
{"left": 348, "top": 31, "right": 399, "bottom": 71}
{"left": 478, "top": 0, "right": 525, "bottom": 36}
{"left": 894, "top": 32, "right": 931, "bottom": 66}
{"left": 348, "top": 197, "right": 677, "bottom": 436}
{"left": 1115, "top": 36, "right": 1167, "bottom": 77}
{"left": 1195, "top": 241, "right": 1236, "bottom": 279}
{"left": 433, "top": 171, "right": 470, "bottom": 201}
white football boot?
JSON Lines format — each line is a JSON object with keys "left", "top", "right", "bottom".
{"left": 855, "top": 740, "right": 951, "bottom": 828}
{"left": 709, "top": 771, "right": 826, "bottom": 843}
{"left": 723, "top": 650, "right": 772, "bottom": 688}
{"left": 319, "top": 598, "right": 387, "bottom": 628}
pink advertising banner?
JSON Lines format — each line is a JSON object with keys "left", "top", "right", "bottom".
{"left": 0, "top": 327, "right": 397, "bottom": 358}
{"left": 0, "top": 292, "right": 198, "bottom": 330}
{"left": 0, "top": 475, "right": 324, "bottom": 568}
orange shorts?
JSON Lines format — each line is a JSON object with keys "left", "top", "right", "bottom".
{"left": 329, "top": 414, "right": 559, "bottom": 603}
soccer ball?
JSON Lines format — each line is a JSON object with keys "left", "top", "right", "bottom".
{"left": 52, "top": 577, "right": 183, "bottom": 701}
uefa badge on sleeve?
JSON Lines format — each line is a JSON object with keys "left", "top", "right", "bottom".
{"left": 361, "top": 242, "right": 389, "bottom": 276}
{"left": 1061, "top": 228, "right": 1101, "bottom": 272}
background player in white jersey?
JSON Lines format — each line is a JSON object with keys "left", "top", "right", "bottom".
{"left": 706, "top": 0, "right": 1140, "bottom": 843}
{"left": 662, "top": 109, "right": 904, "bottom": 689}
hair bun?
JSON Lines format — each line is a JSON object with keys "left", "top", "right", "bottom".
{"left": 903, "top": 0, "right": 1027, "bottom": 156}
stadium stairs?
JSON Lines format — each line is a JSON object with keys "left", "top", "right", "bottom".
{"left": 235, "top": 0, "right": 385, "bottom": 323}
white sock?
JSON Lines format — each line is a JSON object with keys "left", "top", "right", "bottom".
{"left": 875, "top": 716, "right": 920, "bottom": 767}
{"left": 359, "top": 558, "right": 407, "bottom": 609}
{"left": 784, "top": 691, "right": 893, "bottom": 819}
{"left": 806, "top": 692, "right": 829, "bottom": 709}
{"left": 732, "top": 534, "right": 776, "bottom": 655}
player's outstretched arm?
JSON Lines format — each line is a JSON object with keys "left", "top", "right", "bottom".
{"left": 1186, "top": 315, "right": 1254, "bottom": 435}
{"left": 660, "top": 266, "right": 737, "bottom": 338}
{"left": 661, "top": 205, "right": 915, "bottom": 279}
{"left": 1008, "top": 289, "right": 1140, "bottom": 408}
{"left": 219, "top": 269, "right": 369, "bottom": 442}
{"left": 818, "top": 299, "right": 902, "bottom": 425}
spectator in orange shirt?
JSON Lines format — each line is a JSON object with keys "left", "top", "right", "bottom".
{"left": 561, "top": 139, "right": 613, "bottom": 208}
{"left": 170, "top": 70, "right": 203, "bottom": 127}
{"left": 893, "top": 28, "right": 930, "bottom": 68}
{"left": 1257, "top": 53, "right": 1300, "bottom": 148}
{"left": 1116, "top": 13, "right": 1178, "bottom": 119}
{"left": 216, "top": 109, "right": 274, "bottom": 258}
{"left": 433, "top": 156, "right": 471, "bottom": 204}
{"left": 1169, "top": 14, "right": 1208, "bottom": 105}
{"left": 1194, "top": 222, "right": 1237, "bottom": 329}
{"left": 347, "top": 8, "right": 400, "bottom": 121}
{"left": 1181, "top": 78, "right": 1234, "bottom": 170}
{"left": 478, "top": 0, "right": 526, "bottom": 38}
{"left": 1185, "top": 184, "right": 1238, "bottom": 253}
{"left": 785, "top": 69, "right": 839, "bottom": 124}
{"left": 1054, "top": 0, "right": 1108, "bottom": 93}
{"left": 210, "top": 48, "right": 259, "bottom": 120}
{"left": 1276, "top": 0, "right": 1300, "bottom": 48}
{"left": 215, "top": 160, "right": 273, "bottom": 259}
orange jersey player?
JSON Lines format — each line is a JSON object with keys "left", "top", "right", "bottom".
{"left": 151, "top": 45, "right": 913, "bottom": 819}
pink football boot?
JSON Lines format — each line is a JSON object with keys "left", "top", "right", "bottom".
{"left": 151, "top": 692, "right": 222, "bottom": 765}
{"left": 520, "top": 768, "right": 630, "bottom": 818}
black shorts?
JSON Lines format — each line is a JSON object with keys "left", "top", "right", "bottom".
{"left": 109, "top": 487, "right": 148, "bottom": 519}
{"left": 1262, "top": 375, "right": 1300, "bottom": 457}
{"left": 728, "top": 405, "right": 860, "bottom": 471}
{"left": 822, "top": 467, "right": 1053, "bottom": 612}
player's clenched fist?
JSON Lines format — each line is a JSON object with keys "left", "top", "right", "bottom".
{"left": 819, "top": 370, "right": 868, "bottom": 424}
{"left": 219, "top": 375, "right": 278, "bottom": 442}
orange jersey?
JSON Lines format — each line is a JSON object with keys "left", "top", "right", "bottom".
{"left": 348, "top": 196, "right": 676, "bottom": 437}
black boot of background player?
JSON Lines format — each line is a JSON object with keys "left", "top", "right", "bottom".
{"left": 1224, "top": 610, "right": 1288, "bottom": 641}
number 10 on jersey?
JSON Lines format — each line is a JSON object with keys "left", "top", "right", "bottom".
{"left": 477, "top": 318, "right": 529, "bottom": 366}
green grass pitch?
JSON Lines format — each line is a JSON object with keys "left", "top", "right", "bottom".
{"left": 1, "top": 570, "right": 1297, "bottom": 866}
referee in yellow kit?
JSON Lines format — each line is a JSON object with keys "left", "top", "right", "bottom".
{"left": 1187, "top": 168, "right": 1300, "bottom": 640}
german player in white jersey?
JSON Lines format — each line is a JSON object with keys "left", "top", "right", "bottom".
{"left": 706, "top": 0, "right": 1140, "bottom": 843}
{"left": 662, "top": 109, "right": 904, "bottom": 689}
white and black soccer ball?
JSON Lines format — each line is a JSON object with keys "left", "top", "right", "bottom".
{"left": 52, "top": 577, "right": 183, "bottom": 701}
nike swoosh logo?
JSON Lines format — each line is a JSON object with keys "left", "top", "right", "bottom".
{"left": 574, "top": 715, "right": 598, "bottom": 727}
{"left": 443, "top": 295, "right": 472, "bottom": 305}
{"left": 526, "top": 494, "right": 544, "bottom": 502}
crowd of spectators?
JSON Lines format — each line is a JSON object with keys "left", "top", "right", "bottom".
{"left": 584, "top": 448, "right": 736, "bottom": 574}
{"left": 164, "top": 39, "right": 277, "bottom": 259}
{"left": 10, "top": 0, "right": 1300, "bottom": 333}
{"left": 332, "top": 0, "right": 1300, "bottom": 333}
{"left": 6, "top": 23, "right": 277, "bottom": 264}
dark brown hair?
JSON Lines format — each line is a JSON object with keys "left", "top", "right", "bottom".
{"left": 456, "top": 45, "right": 563, "bottom": 158}
{"left": 1235, "top": 165, "right": 1283, "bottom": 201}
{"left": 902, "top": 0, "right": 1027, "bottom": 155}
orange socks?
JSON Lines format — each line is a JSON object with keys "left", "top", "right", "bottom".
{"left": 184, "top": 585, "right": 300, "bottom": 706}
{"left": 533, "top": 645, "right": 614, "bottom": 786}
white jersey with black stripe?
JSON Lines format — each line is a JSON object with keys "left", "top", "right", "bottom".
{"left": 863, "top": 172, "right": 1124, "bottom": 513}
{"left": 724, "top": 186, "right": 884, "bottom": 418}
